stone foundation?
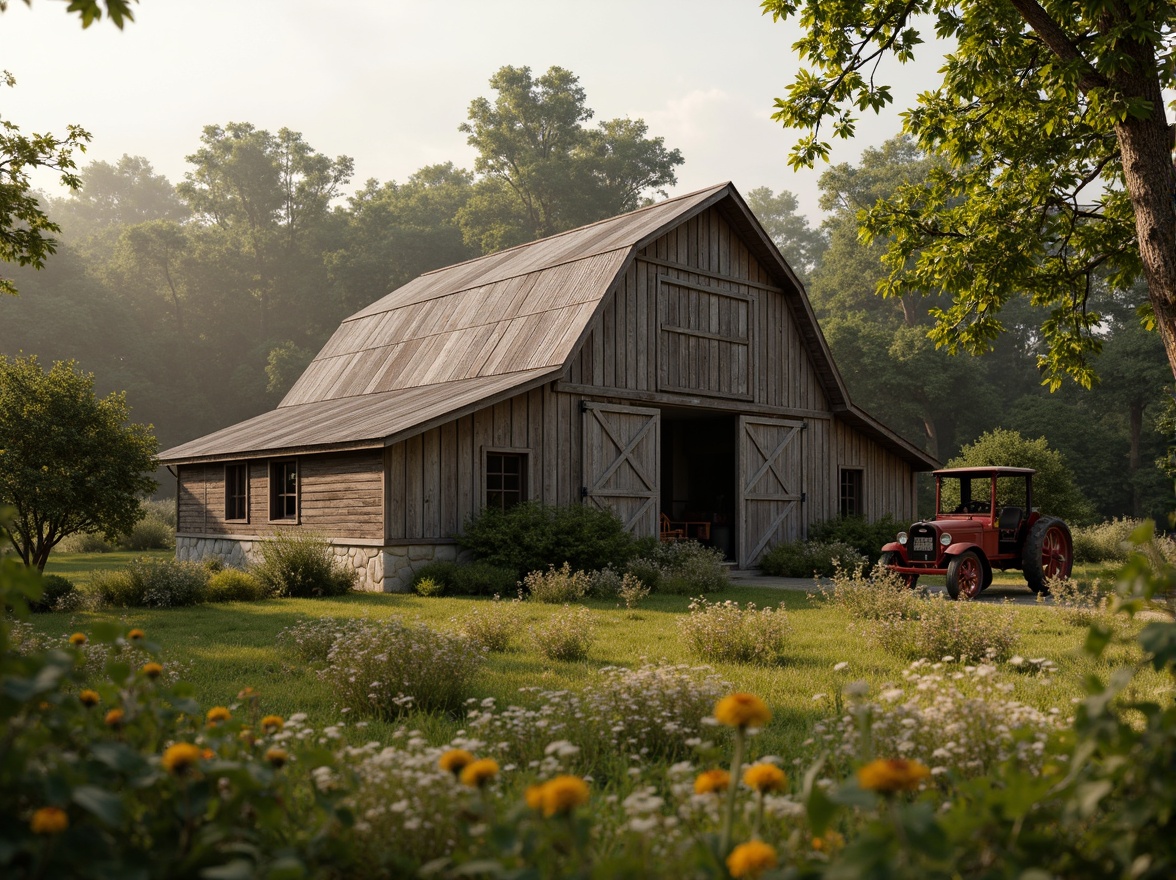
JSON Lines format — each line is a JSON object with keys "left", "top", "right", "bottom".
{"left": 175, "top": 536, "right": 461, "bottom": 593}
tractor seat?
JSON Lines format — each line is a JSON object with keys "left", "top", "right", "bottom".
{"left": 998, "top": 506, "right": 1023, "bottom": 542}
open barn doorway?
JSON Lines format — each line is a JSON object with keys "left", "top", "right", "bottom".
{"left": 660, "top": 410, "right": 738, "bottom": 561}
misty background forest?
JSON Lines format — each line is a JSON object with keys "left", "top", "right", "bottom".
{"left": 1, "top": 65, "right": 1168, "bottom": 523}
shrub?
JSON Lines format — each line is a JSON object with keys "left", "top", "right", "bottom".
{"left": 617, "top": 572, "right": 650, "bottom": 612}
{"left": 1070, "top": 518, "right": 1176, "bottom": 564}
{"left": 414, "top": 576, "right": 445, "bottom": 597}
{"left": 456, "top": 594, "right": 523, "bottom": 651}
{"left": 206, "top": 568, "right": 268, "bottom": 602}
{"left": 532, "top": 605, "right": 595, "bottom": 661}
{"left": 120, "top": 513, "right": 175, "bottom": 550}
{"left": 678, "top": 597, "right": 790, "bottom": 665}
{"left": 56, "top": 530, "right": 113, "bottom": 553}
{"left": 29, "top": 573, "right": 75, "bottom": 613}
{"left": 872, "top": 593, "right": 1019, "bottom": 662}
{"left": 320, "top": 617, "right": 484, "bottom": 717}
{"left": 91, "top": 557, "right": 209, "bottom": 608}
{"left": 808, "top": 514, "right": 907, "bottom": 564}
{"left": 275, "top": 616, "right": 364, "bottom": 664}
{"left": 251, "top": 530, "right": 355, "bottom": 598}
{"left": 451, "top": 561, "right": 518, "bottom": 597}
{"left": 410, "top": 560, "right": 461, "bottom": 593}
{"left": 824, "top": 561, "right": 923, "bottom": 621}
{"left": 522, "top": 562, "right": 591, "bottom": 603}
{"left": 459, "top": 501, "right": 635, "bottom": 576}
{"left": 626, "top": 539, "right": 729, "bottom": 594}
{"left": 588, "top": 565, "right": 623, "bottom": 598}
{"left": 1047, "top": 575, "right": 1119, "bottom": 629}
{"left": 760, "top": 539, "right": 867, "bottom": 578}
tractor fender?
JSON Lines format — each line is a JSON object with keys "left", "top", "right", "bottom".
{"left": 944, "top": 542, "right": 984, "bottom": 559}
{"left": 881, "top": 541, "right": 904, "bottom": 556}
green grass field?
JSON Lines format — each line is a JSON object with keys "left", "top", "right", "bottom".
{"left": 44, "top": 549, "right": 172, "bottom": 588}
{"left": 26, "top": 551, "right": 1162, "bottom": 760}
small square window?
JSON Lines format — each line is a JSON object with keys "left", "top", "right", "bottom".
{"left": 485, "top": 451, "right": 527, "bottom": 511}
{"left": 270, "top": 460, "right": 298, "bottom": 521}
{"left": 225, "top": 463, "right": 248, "bottom": 521}
{"left": 839, "top": 468, "right": 863, "bottom": 517}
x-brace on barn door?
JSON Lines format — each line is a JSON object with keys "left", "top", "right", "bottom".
{"left": 581, "top": 402, "right": 660, "bottom": 536}
{"left": 738, "top": 415, "right": 804, "bottom": 566}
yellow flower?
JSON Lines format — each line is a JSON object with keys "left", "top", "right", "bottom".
{"left": 726, "top": 840, "right": 778, "bottom": 878}
{"left": 237, "top": 686, "right": 259, "bottom": 700}
{"left": 265, "top": 747, "right": 289, "bottom": 768}
{"left": 30, "top": 806, "right": 69, "bottom": 835}
{"left": 439, "top": 748, "right": 476, "bottom": 776}
{"left": 538, "top": 775, "right": 590, "bottom": 817}
{"left": 162, "top": 742, "right": 203, "bottom": 776}
{"left": 856, "top": 758, "right": 932, "bottom": 794}
{"left": 206, "top": 706, "right": 232, "bottom": 724}
{"left": 127, "top": 628, "right": 146, "bottom": 641}
{"left": 104, "top": 708, "right": 125, "bottom": 729}
{"left": 743, "top": 763, "right": 788, "bottom": 793}
{"left": 78, "top": 689, "right": 100, "bottom": 707}
{"left": 69, "top": 632, "right": 87, "bottom": 647}
{"left": 260, "top": 714, "right": 284, "bottom": 733}
{"left": 812, "top": 830, "right": 844, "bottom": 851}
{"left": 141, "top": 662, "right": 163, "bottom": 679}
{"left": 525, "top": 784, "right": 545, "bottom": 811}
{"left": 459, "top": 758, "right": 500, "bottom": 788}
{"left": 694, "top": 768, "right": 731, "bottom": 796}
{"left": 201, "top": 748, "right": 216, "bottom": 760}
{"left": 714, "top": 693, "right": 771, "bottom": 729}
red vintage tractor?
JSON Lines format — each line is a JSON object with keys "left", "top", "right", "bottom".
{"left": 880, "top": 467, "right": 1073, "bottom": 600}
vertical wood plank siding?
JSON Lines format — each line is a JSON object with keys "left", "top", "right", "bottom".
{"left": 176, "top": 451, "right": 383, "bottom": 540}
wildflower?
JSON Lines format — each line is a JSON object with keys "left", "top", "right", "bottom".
{"left": 78, "top": 689, "right": 100, "bottom": 707}
{"left": 30, "top": 806, "right": 69, "bottom": 835}
{"left": 525, "top": 784, "right": 545, "bottom": 811}
{"left": 459, "top": 758, "right": 500, "bottom": 788}
{"left": 537, "top": 775, "right": 590, "bottom": 817}
{"left": 104, "top": 708, "right": 125, "bottom": 729}
{"left": 128, "top": 628, "right": 146, "bottom": 641}
{"left": 238, "top": 686, "right": 258, "bottom": 700}
{"left": 260, "top": 714, "right": 284, "bottom": 733}
{"left": 439, "top": 748, "right": 476, "bottom": 777}
{"left": 694, "top": 768, "right": 731, "bottom": 795}
{"left": 743, "top": 763, "right": 787, "bottom": 793}
{"left": 265, "top": 747, "right": 289, "bottom": 768}
{"left": 206, "top": 706, "right": 232, "bottom": 725}
{"left": 812, "top": 830, "right": 844, "bottom": 851}
{"left": 141, "top": 662, "right": 163, "bottom": 679}
{"left": 201, "top": 748, "right": 215, "bottom": 760}
{"left": 69, "top": 632, "right": 87, "bottom": 647}
{"left": 857, "top": 758, "right": 932, "bottom": 794}
{"left": 714, "top": 693, "right": 771, "bottom": 730}
{"left": 162, "top": 742, "right": 203, "bottom": 776}
{"left": 726, "top": 840, "right": 777, "bottom": 878}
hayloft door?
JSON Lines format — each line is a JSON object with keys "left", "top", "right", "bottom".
{"left": 581, "top": 402, "right": 660, "bottom": 536}
{"left": 738, "top": 416, "right": 804, "bottom": 566}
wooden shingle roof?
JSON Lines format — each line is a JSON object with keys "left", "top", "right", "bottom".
{"left": 159, "top": 182, "right": 936, "bottom": 469}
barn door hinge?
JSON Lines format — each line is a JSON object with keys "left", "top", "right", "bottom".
{"left": 801, "top": 492, "right": 807, "bottom": 503}
{"left": 580, "top": 400, "right": 589, "bottom": 413}
{"left": 581, "top": 486, "right": 589, "bottom": 498}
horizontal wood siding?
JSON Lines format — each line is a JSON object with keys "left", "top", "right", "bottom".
{"left": 176, "top": 451, "right": 383, "bottom": 540}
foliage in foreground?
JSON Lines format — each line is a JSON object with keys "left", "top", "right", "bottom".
{"left": 4, "top": 515, "right": 1176, "bottom": 878}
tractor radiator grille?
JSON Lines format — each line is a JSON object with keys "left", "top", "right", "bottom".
{"left": 908, "top": 524, "right": 938, "bottom": 563}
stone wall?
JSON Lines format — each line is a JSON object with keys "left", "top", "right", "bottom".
{"left": 175, "top": 536, "right": 461, "bottom": 593}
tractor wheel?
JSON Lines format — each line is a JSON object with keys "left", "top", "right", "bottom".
{"left": 1022, "top": 517, "right": 1073, "bottom": 595}
{"left": 946, "top": 550, "right": 984, "bottom": 601}
{"left": 880, "top": 551, "right": 918, "bottom": 590}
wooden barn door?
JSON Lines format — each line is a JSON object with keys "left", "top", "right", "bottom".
{"left": 582, "top": 402, "right": 660, "bottom": 536}
{"left": 738, "top": 416, "right": 805, "bottom": 566}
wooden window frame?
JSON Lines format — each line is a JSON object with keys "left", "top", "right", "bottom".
{"left": 482, "top": 447, "right": 530, "bottom": 512}
{"left": 224, "top": 462, "right": 249, "bottom": 523}
{"left": 839, "top": 467, "right": 864, "bottom": 518}
{"left": 269, "top": 459, "right": 299, "bottom": 523}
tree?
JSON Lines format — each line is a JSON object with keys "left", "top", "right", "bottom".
{"left": 1, "top": 0, "right": 137, "bottom": 28}
{"left": 458, "top": 65, "right": 684, "bottom": 250}
{"left": 0, "top": 356, "right": 157, "bottom": 570}
{"left": 51, "top": 155, "right": 188, "bottom": 240}
{"left": 745, "top": 186, "right": 827, "bottom": 280}
{"left": 947, "top": 428, "right": 1096, "bottom": 524}
{"left": 764, "top": 1, "right": 1176, "bottom": 388}
{"left": 0, "top": 72, "right": 91, "bottom": 296}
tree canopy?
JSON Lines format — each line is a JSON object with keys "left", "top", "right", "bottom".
{"left": 0, "top": 356, "right": 157, "bottom": 569}
{"left": 763, "top": 0, "right": 1176, "bottom": 388}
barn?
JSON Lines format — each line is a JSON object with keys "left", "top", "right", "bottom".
{"left": 159, "top": 182, "right": 937, "bottom": 590}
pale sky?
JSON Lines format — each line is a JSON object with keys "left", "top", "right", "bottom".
{"left": 1, "top": 0, "right": 936, "bottom": 223}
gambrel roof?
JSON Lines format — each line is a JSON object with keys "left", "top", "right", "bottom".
{"left": 160, "top": 183, "right": 936, "bottom": 469}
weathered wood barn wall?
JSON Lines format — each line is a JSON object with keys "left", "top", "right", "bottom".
{"left": 161, "top": 183, "right": 936, "bottom": 590}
